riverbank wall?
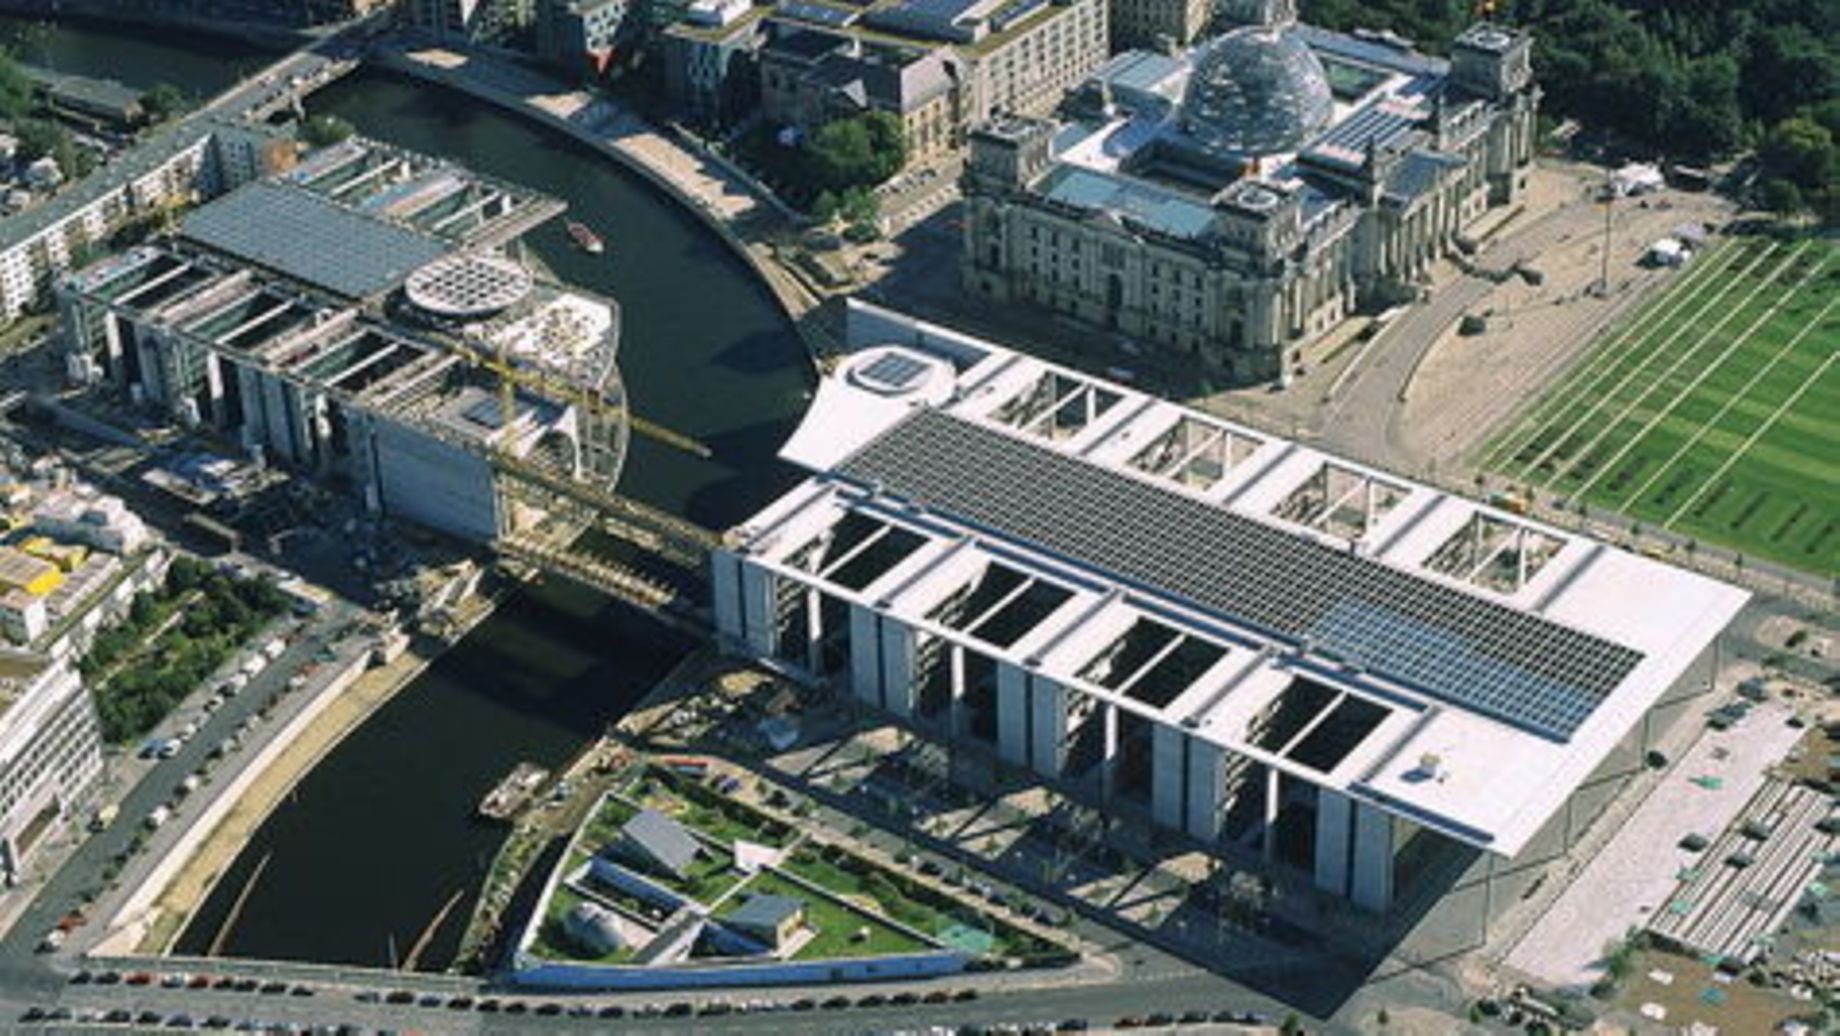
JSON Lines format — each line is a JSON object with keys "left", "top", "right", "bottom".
{"left": 0, "top": 2, "right": 309, "bottom": 47}
{"left": 98, "top": 600, "right": 499, "bottom": 958}
{"left": 99, "top": 645, "right": 375, "bottom": 955}
{"left": 366, "top": 46, "right": 834, "bottom": 372}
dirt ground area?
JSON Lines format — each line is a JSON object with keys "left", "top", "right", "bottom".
{"left": 1615, "top": 948, "right": 1817, "bottom": 1033}
{"left": 1399, "top": 171, "right": 1738, "bottom": 469}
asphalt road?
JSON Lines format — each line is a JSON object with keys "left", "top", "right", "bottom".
{"left": 23, "top": 963, "right": 1279, "bottom": 1034}
{"left": 0, "top": 602, "right": 363, "bottom": 998}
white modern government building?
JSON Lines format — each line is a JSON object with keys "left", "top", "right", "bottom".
{"left": 714, "top": 301, "right": 1747, "bottom": 927}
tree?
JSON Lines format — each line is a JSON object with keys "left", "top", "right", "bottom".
{"left": 1760, "top": 178, "right": 1805, "bottom": 216}
{"left": 301, "top": 114, "right": 356, "bottom": 149}
{"left": 0, "top": 48, "right": 31, "bottom": 122}
{"left": 15, "top": 117, "right": 61, "bottom": 162}
{"left": 1761, "top": 118, "right": 1837, "bottom": 197}
{"left": 805, "top": 112, "right": 906, "bottom": 193}
{"left": 140, "top": 82, "right": 186, "bottom": 123}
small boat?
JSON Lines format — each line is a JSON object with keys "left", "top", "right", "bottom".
{"left": 567, "top": 220, "right": 605, "bottom": 254}
{"left": 477, "top": 761, "right": 549, "bottom": 821}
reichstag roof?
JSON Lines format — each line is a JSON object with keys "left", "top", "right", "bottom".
{"left": 1179, "top": 26, "right": 1334, "bottom": 156}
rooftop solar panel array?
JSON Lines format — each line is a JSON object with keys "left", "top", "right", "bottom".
{"left": 837, "top": 410, "right": 1640, "bottom": 741}
{"left": 181, "top": 182, "right": 450, "bottom": 301}
{"left": 859, "top": 352, "right": 931, "bottom": 389}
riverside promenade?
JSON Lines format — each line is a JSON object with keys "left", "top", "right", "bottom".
{"left": 371, "top": 40, "right": 840, "bottom": 367}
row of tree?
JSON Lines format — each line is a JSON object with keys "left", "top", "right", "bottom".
{"left": 1305, "top": 0, "right": 1838, "bottom": 218}
{"left": 741, "top": 110, "right": 907, "bottom": 235}
{"left": 86, "top": 556, "right": 289, "bottom": 744}
{"left": 0, "top": 47, "right": 195, "bottom": 185}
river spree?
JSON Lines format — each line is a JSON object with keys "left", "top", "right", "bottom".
{"left": 2, "top": 16, "right": 813, "bottom": 969}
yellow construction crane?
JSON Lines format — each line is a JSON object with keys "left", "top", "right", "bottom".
{"left": 451, "top": 337, "right": 713, "bottom": 460}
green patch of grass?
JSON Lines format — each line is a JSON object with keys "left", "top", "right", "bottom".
{"left": 578, "top": 796, "right": 639, "bottom": 856}
{"left": 86, "top": 555, "right": 290, "bottom": 743}
{"left": 725, "top": 871, "right": 927, "bottom": 961}
{"left": 1481, "top": 237, "right": 1839, "bottom": 574}
{"left": 780, "top": 846, "right": 1056, "bottom": 960}
{"left": 637, "top": 768, "right": 794, "bottom": 848}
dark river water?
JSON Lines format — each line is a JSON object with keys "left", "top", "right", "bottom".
{"left": 0, "top": 15, "right": 812, "bottom": 970}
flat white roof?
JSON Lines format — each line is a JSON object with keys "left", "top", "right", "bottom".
{"left": 733, "top": 301, "right": 1749, "bottom": 856}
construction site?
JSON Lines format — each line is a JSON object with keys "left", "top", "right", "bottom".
{"left": 53, "top": 137, "right": 712, "bottom": 615}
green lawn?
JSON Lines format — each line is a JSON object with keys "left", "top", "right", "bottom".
{"left": 630, "top": 769, "right": 794, "bottom": 849}
{"left": 780, "top": 846, "right": 1053, "bottom": 959}
{"left": 1480, "top": 235, "right": 1838, "bottom": 574}
{"left": 724, "top": 871, "right": 928, "bottom": 961}
{"left": 577, "top": 797, "right": 639, "bottom": 857}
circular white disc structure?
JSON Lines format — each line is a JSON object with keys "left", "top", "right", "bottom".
{"left": 404, "top": 253, "right": 534, "bottom": 319}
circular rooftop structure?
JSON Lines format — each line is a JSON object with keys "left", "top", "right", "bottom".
{"left": 1179, "top": 26, "right": 1334, "bottom": 157}
{"left": 848, "top": 347, "right": 945, "bottom": 397}
{"left": 404, "top": 253, "right": 534, "bottom": 320}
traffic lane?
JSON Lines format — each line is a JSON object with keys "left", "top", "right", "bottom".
{"left": 37, "top": 969, "right": 1286, "bottom": 1034}
{"left": 0, "top": 607, "right": 358, "bottom": 968}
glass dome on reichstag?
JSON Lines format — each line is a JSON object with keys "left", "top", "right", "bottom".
{"left": 1179, "top": 26, "right": 1334, "bottom": 156}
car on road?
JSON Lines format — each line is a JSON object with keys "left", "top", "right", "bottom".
{"left": 384, "top": 990, "right": 412, "bottom": 1004}
{"left": 820, "top": 996, "right": 850, "bottom": 1009}
{"left": 446, "top": 995, "right": 473, "bottom": 1009}
{"left": 596, "top": 1005, "right": 626, "bottom": 1018}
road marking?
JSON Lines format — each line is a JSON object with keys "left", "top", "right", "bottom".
{"left": 1533, "top": 242, "right": 1809, "bottom": 491}
{"left": 1573, "top": 249, "right": 1833, "bottom": 501}
{"left": 1664, "top": 347, "right": 1839, "bottom": 530}
{"left": 1614, "top": 290, "right": 1839, "bottom": 514}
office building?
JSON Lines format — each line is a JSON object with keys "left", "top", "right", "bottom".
{"left": 0, "top": 651, "right": 103, "bottom": 887}
{"left": 56, "top": 139, "right": 627, "bottom": 544}
{"left": 536, "top": 0, "right": 639, "bottom": 77}
{"left": 0, "top": 119, "right": 293, "bottom": 325}
{"left": 678, "top": 0, "right": 1106, "bottom": 158}
{"left": 713, "top": 301, "right": 1746, "bottom": 924}
{"left": 659, "top": 0, "right": 769, "bottom": 127}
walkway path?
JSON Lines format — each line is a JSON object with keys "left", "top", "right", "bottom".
{"left": 372, "top": 40, "right": 840, "bottom": 370}
{"left": 1504, "top": 702, "right": 1804, "bottom": 987}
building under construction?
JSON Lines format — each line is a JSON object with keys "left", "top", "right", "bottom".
{"left": 55, "top": 138, "right": 627, "bottom": 544}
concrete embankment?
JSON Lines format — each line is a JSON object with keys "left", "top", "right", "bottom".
{"left": 101, "top": 605, "right": 497, "bottom": 957}
{"left": 0, "top": 1, "right": 310, "bottom": 47}
{"left": 366, "top": 46, "right": 833, "bottom": 369}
